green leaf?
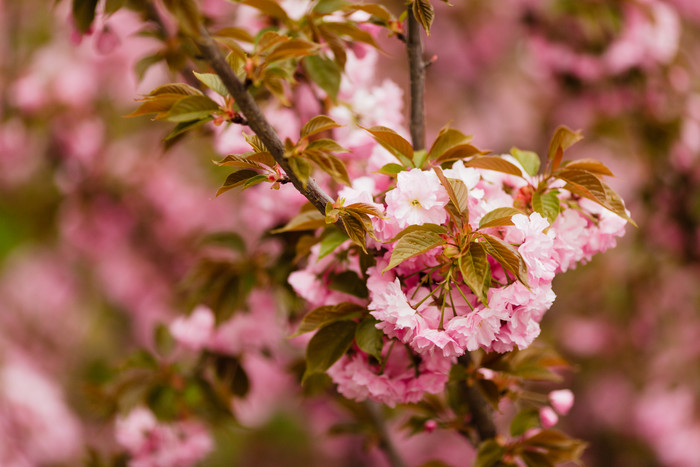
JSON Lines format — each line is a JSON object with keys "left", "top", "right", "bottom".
{"left": 323, "top": 22, "right": 380, "bottom": 49}
{"left": 161, "top": 95, "right": 220, "bottom": 122}
{"left": 271, "top": 209, "right": 325, "bottom": 233}
{"left": 344, "top": 202, "right": 383, "bottom": 217}
{"left": 243, "top": 174, "right": 268, "bottom": 188}
{"left": 557, "top": 169, "right": 606, "bottom": 201}
{"left": 464, "top": 156, "right": 523, "bottom": 177}
{"left": 532, "top": 191, "right": 560, "bottom": 225}
{"left": 434, "top": 167, "right": 467, "bottom": 217}
{"left": 361, "top": 125, "right": 414, "bottom": 164}
{"left": 300, "top": 115, "right": 341, "bottom": 138}
{"left": 216, "top": 170, "right": 259, "bottom": 196}
{"left": 384, "top": 230, "right": 445, "bottom": 272}
{"left": 164, "top": 117, "right": 212, "bottom": 141}
{"left": 562, "top": 158, "right": 613, "bottom": 176}
{"left": 314, "top": 0, "right": 347, "bottom": 14}
{"left": 510, "top": 148, "right": 541, "bottom": 177}
{"left": 412, "top": 0, "right": 435, "bottom": 35}
{"left": 303, "top": 55, "right": 342, "bottom": 101}
{"left": 479, "top": 207, "right": 523, "bottom": 229}
{"left": 241, "top": 0, "right": 291, "bottom": 21}
{"left": 524, "top": 430, "right": 587, "bottom": 464}
{"left": 507, "top": 345, "right": 568, "bottom": 382}
{"left": 428, "top": 126, "right": 472, "bottom": 161}
{"left": 306, "top": 138, "right": 350, "bottom": 153}
{"left": 214, "top": 152, "right": 276, "bottom": 170}
{"left": 458, "top": 243, "right": 491, "bottom": 305}
{"left": 479, "top": 234, "right": 528, "bottom": 286}
{"left": 149, "top": 83, "right": 202, "bottom": 97}
{"left": 377, "top": 163, "right": 405, "bottom": 176}
{"left": 601, "top": 181, "right": 636, "bottom": 227}
{"left": 288, "top": 157, "right": 313, "bottom": 189}
{"left": 72, "top": 0, "right": 99, "bottom": 34}
{"left": 303, "top": 320, "right": 357, "bottom": 381}
{"left": 125, "top": 95, "right": 182, "bottom": 118}
{"left": 474, "top": 439, "right": 505, "bottom": 467}
{"left": 449, "top": 178, "right": 469, "bottom": 216}
{"left": 266, "top": 39, "right": 317, "bottom": 64}
{"left": 328, "top": 271, "right": 369, "bottom": 298}
{"left": 547, "top": 126, "right": 583, "bottom": 172}
{"left": 319, "top": 228, "right": 349, "bottom": 259}
{"left": 243, "top": 133, "right": 268, "bottom": 152}
{"left": 345, "top": 3, "right": 392, "bottom": 22}
{"left": 413, "top": 149, "right": 428, "bottom": 169}
{"left": 193, "top": 72, "right": 229, "bottom": 97}
{"left": 433, "top": 144, "right": 486, "bottom": 165}
{"left": 386, "top": 223, "right": 447, "bottom": 243}
{"left": 214, "top": 26, "right": 255, "bottom": 43}
{"left": 355, "top": 317, "right": 384, "bottom": 361}
{"left": 510, "top": 407, "right": 541, "bottom": 437}
{"left": 340, "top": 212, "right": 368, "bottom": 252}
{"left": 519, "top": 450, "right": 554, "bottom": 467}
{"left": 306, "top": 139, "right": 347, "bottom": 154}
{"left": 213, "top": 355, "right": 250, "bottom": 397}
{"left": 306, "top": 151, "right": 352, "bottom": 186}
{"left": 292, "top": 302, "right": 365, "bottom": 337}
{"left": 134, "top": 53, "right": 163, "bottom": 81}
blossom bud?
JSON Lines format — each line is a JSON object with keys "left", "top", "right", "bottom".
{"left": 424, "top": 420, "right": 438, "bottom": 433}
{"left": 548, "top": 389, "right": 574, "bottom": 415}
{"left": 539, "top": 406, "right": 558, "bottom": 429}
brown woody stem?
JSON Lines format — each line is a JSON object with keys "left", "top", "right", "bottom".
{"left": 406, "top": 8, "right": 426, "bottom": 151}
{"left": 364, "top": 401, "right": 407, "bottom": 467}
{"left": 458, "top": 353, "right": 497, "bottom": 442}
{"left": 195, "top": 27, "right": 335, "bottom": 216}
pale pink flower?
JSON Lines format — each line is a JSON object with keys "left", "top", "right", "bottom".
{"left": 169, "top": 306, "right": 215, "bottom": 351}
{"left": 385, "top": 169, "right": 448, "bottom": 228}
{"left": 115, "top": 407, "right": 213, "bottom": 467}
{"left": 0, "top": 355, "right": 83, "bottom": 465}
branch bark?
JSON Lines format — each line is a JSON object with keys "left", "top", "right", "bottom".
{"left": 406, "top": 8, "right": 426, "bottom": 151}
{"left": 194, "top": 27, "right": 336, "bottom": 216}
{"left": 364, "top": 401, "right": 407, "bottom": 467}
{"left": 458, "top": 353, "right": 496, "bottom": 442}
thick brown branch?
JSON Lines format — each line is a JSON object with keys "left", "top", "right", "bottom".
{"left": 364, "top": 401, "right": 407, "bottom": 467}
{"left": 194, "top": 27, "right": 335, "bottom": 216}
{"left": 458, "top": 353, "right": 496, "bottom": 442}
{"left": 406, "top": 8, "right": 426, "bottom": 151}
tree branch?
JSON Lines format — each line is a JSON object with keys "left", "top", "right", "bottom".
{"left": 406, "top": 8, "right": 426, "bottom": 151}
{"left": 458, "top": 353, "right": 496, "bottom": 442}
{"left": 194, "top": 27, "right": 335, "bottom": 216}
{"left": 363, "top": 400, "right": 407, "bottom": 467}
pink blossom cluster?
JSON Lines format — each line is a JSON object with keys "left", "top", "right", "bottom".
{"left": 169, "top": 291, "right": 286, "bottom": 355}
{"left": 293, "top": 158, "right": 628, "bottom": 406}
{"left": 115, "top": 407, "right": 213, "bottom": 467}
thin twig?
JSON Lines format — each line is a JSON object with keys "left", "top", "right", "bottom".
{"left": 194, "top": 27, "right": 336, "bottom": 217}
{"left": 406, "top": 8, "right": 426, "bottom": 151}
{"left": 363, "top": 400, "right": 407, "bottom": 467}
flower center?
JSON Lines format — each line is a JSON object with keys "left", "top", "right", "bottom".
{"left": 410, "top": 199, "right": 422, "bottom": 207}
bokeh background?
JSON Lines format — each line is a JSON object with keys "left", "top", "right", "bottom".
{"left": 1, "top": 0, "right": 699, "bottom": 465}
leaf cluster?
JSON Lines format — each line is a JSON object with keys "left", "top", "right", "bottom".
{"left": 290, "top": 303, "right": 386, "bottom": 383}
